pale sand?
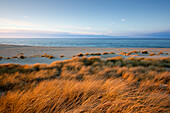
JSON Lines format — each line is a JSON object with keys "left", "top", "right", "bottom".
{"left": 1, "top": 44, "right": 170, "bottom": 57}
{"left": 0, "top": 44, "right": 170, "bottom": 64}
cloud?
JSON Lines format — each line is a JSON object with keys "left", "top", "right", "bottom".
{"left": 86, "top": 27, "right": 91, "bottom": 30}
{"left": 0, "top": 18, "right": 43, "bottom": 28}
{"left": 1, "top": 28, "right": 169, "bottom": 38}
{"left": 0, "top": 18, "right": 97, "bottom": 36}
{"left": 121, "top": 19, "right": 126, "bottom": 22}
{"left": 53, "top": 24, "right": 92, "bottom": 30}
{"left": 23, "top": 16, "right": 29, "bottom": 19}
{"left": 0, "top": 29, "right": 67, "bottom": 38}
{"left": 0, "top": 29, "right": 102, "bottom": 38}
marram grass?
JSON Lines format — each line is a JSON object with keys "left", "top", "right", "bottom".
{"left": 0, "top": 57, "right": 169, "bottom": 113}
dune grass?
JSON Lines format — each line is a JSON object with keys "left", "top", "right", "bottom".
{"left": 142, "top": 50, "right": 148, "bottom": 54}
{"left": 149, "top": 53, "right": 156, "bottom": 56}
{"left": 77, "top": 53, "right": 84, "bottom": 57}
{"left": 0, "top": 57, "right": 170, "bottom": 113}
{"left": 60, "top": 55, "right": 64, "bottom": 58}
{"left": 102, "top": 52, "right": 109, "bottom": 55}
{"left": 90, "top": 53, "right": 101, "bottom": 55}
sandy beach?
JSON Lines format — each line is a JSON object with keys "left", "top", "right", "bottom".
{"left": 1, "top": 44, "right": 170, "bottom": 57}
{"left": 0, "top": 44, "right": 170, "bottom": 64}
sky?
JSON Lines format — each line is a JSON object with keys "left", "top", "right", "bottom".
{"left": 0, "top": 0, "right": 170, "bottom": 38}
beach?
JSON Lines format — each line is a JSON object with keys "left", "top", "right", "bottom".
{"left": 0, "top": 44, "right": 170, "bottom": 64}
{"left": 1, "top": 44, "right": 170, "bottom": 57}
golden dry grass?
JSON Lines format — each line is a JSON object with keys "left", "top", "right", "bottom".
{"left": 17, "top": 52, "right": 24, "bottom": 56}
{"left": 118, "top": 52, "right": 127, "bottom": 56}
{"left": 149, "top": 52, "right": 156, "bottom": 56}
{"left": 84, "top": 53, "right": 89, "bottom": 55}
{"left": 141, "top": 50, "right": 148, "bottom": 54}
{"left": 5, "top": 57, "right": 11, "bottom": 59}
{"left": 41, "top": 53, "right": 48, "bottom": 57}
{"left": 72, "top": 55, "right": 76, "bottom": 57}
{"left": 126, "top": 50, "right": 139, "bottom": 56}
{"left": 0, "top": 57, "right": 170, "bottom": 113}
{"left": 60, "top": 55, "right": 64, "bottom": 58}
{"left": 77, "top": 53, "right": 84, "bottom": 57}
{"left": 109, "top": 52, "right": 115, "bottom": 54}
{"left": 157, "top": 51, "right": 164, "bottom": 55}
{"left": 90, "top": 53, "right": 101, "bottom": 55}
{"left": 12, "top": 56, "right": 18, "bottom": 59}
{"left": 48, "top": 55, "right": 55, "bottom": 59}
{"left": 102, "top": 52, "right": 109, "bottom": 55}
{"left": 19, "top": 55, "right": 26, "bottom": 59}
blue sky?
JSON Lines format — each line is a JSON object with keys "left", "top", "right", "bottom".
{"left": 0, "top": 0, "right": 170, "bottom": 38}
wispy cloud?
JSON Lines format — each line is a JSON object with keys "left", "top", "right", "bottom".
{"left": 121, "top": 19, "right": 126, "bottom": 22}
{"left": 1, "top": 28, "right": 169, "bottom": 38}
{"left": 23, "top": 16, "right": 30, "bottom": 19}
{"left": 86, "top": 27, "right": 91, "bottom": 30}
{"left": 0, "top": 29, "right": 103, "bottom": 38}
{"left": 52, "top": 24, "right": 92, "bottom": 30}
{"left": 0, "top": 18, "right": 43, "bottom": 28}
{"left": 0, "top": 18, "right": 105, "bottom": 36}
{"left": 0, "top": 29, "right": 67, "bottom": 38}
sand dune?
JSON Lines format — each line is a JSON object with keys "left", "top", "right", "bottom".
{"left": 0, "top": 57, "right": 169, "bottom": 112}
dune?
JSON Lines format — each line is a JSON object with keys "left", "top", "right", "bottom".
{"left": 0, "top": 57, "right": 169, "bottom": 112}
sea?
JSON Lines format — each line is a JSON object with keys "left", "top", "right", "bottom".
{"left": 0, "top": 38, "right": 170, "bottom": 48}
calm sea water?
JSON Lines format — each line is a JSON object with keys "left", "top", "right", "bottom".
{"left": 0, "top": 38, "right": 170, "bottom": 48}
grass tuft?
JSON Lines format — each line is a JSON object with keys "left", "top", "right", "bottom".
{"left": 149, "top": 52, "right": 155, "bottom": 56}
{"left": 90, "top": 53, "right": 101, "bottom": 55}
{"left": 84, "top": 53, "right": 89, "bottom": 55}
{"left": 109, "top": 52, "right": 115, "bottom": 54}
{"left": 60, "top": 55, "right": 64, "bottom": 58}
{"left": 142, "top": 50, "right": 148, "bottom": 54}
{"left": 102, "top": 52, "right": 108, "bottom": 55}
{"left": 107, "top": 56, "right": 123, "bottom": 62}
{"left": 77, "top": 53, "right": 84, "bottom": 57}
{"left": 12, "top": 56, "right": 18, "bottom": 59}
{"left": 48, "top": 55, "right": 55, "bottom": 59}
{"left": 19, "top": 55, "right": 26, "bottom": 59}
